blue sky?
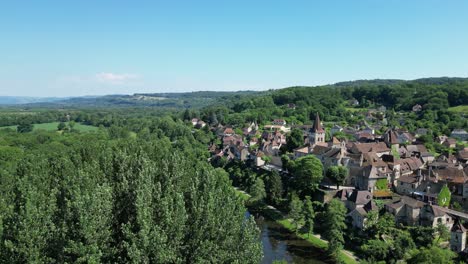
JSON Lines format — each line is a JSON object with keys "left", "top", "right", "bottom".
{"left": 1, "top": 0, "right": 467, "bottom": 96}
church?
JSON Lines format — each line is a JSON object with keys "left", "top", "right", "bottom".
{"left": 309, "top": 112, "right": 326, "bottom": 146}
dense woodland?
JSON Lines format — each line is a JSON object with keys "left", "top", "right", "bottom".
{"left": 0, "top": 119, "right": 261, "bottom": 263}
{"left": 0, "top": 77, "right": 467, "bottom": 263}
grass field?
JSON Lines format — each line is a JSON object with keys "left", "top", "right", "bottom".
{"left": 0, "top": 122, "right": 98, "bottom": 132}
{"left": 448, "top": 105, "right": 468, "bottom": 113}
{"left": 345, "top": 107, "right": 367, "bottom": 113}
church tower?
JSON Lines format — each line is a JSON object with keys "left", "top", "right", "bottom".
{"left": 309, "top": 113, "right": 325, "bottom": 145}
{"left": 450, "top": 220, "right": 467, "bottom": 253}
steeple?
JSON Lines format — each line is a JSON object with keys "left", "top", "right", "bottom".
{"left": 312, "top": 112, "right": 324, "bottom": 133}
{"left": 309, "top": 112, "right": 326, "bottom": 145}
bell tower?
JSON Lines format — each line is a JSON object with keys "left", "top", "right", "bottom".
{"left": 309, "top": 113, "right": 325, "bottom": 145}
{"left": 450, "top": 220, "right": 467, "bottom": 253}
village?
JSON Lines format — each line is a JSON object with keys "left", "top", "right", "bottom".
{"left": 192, "top": 104, "right": 468, "bottom": 256}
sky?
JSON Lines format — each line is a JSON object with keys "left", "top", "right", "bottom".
{"left": 1, "top": 0, "right": 468, "bottom": 97}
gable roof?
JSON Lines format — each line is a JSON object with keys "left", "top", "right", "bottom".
{"left": 432, "top": 167, "right": 466, "bottom": 184}
{"left": 351, "top": 142, "right": 390, "bottom": 154}
{"left": 388, "top": 196, "right": 425, "bottom": 210}
{"left": 294, "top": 146, "right": 309, "bottom": 154}
{"left": 311, "top": 145, "right": 330, "bottom": 155}
{"left": 348, "top": 190, "right": 372, "bottom": 205}
{"left": 451, "top": 221, "right": 467, "bottom": 233}
{"left": 423, "top": 204, "right": 448, "bottom": 217}
{"left": 397, "top": 175, "right": 419, "bottom": 184}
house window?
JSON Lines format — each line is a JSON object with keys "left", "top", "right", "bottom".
{"left": 446, "top": 218, "right": 450, "bottom": 223}
{"left": 437, "top": 218, "right": 442, "bottom": 223}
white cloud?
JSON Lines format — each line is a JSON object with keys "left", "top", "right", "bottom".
{"left": 96, "top": 72, "right": 140, "bottom": 84}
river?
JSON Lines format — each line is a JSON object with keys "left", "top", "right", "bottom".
{"left": 251, "top": 213, "right": 328, "bottom": 264}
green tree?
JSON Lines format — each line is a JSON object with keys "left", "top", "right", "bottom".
{"left": 365, "top": 213, "right": 395, "bottom": 238}
{"left": 249, "top": 178, "right": 266, "bottom": 202}
{"left": 391, "top": 230, "right": 416, "bottom": 261}
{"left": 326, "top": 166, "right": 348, "bottom": 189}
{"left": 17, "top": 123, "right": 33, "bottom": 133}
{"left": 264, "top": 171, "right": 283, "bottom": 206}
{"left": 323, "top": 199, "right": 347, "bottom": 260}
{"left": 281, "top": 154, "right": 293, "bottom": 172}
{"left": 326, "top": 166, "right": 339, "bottom": 185}
{"left": 69, "top": 121, "right": 76, "bottom": 130}
{"left": 409, "top": 226, "right": 435, "bottom": 248}
{"left": 361, "top": 239, "right": 390, "bottom": 261}
{"left": 289, "top": 195, "right": 303, "bottom": 232}
{"left": 286, "top": 129, "right": 304, "bottom": 151}
{"left": 57, "top": 122, "right": 67, "bottom": 131}
{"left": 437, "top": 184, "right": 451, "bottom": 207}
{"left": 183, "top": 109, "right": 192, "bottom": 121}
{"left": 375, "top": 178, "right": 388, "bottom": 190}
{"left": 302, "top": 196, "right": 315, "bottom": 237}
{"left": 0, "top": 132, "right": 263, "bottom": 263}
{"left": 407, "top": 246, "right": 456, "bottom": 264}
{"left": 209, "top": 113, "right": 218, "bottom": 125}
{"left": 291, "top": 155, "right": 323, "bottom": 196}
{"left": 435, "top": 222, "right": 449, "bottom": 243}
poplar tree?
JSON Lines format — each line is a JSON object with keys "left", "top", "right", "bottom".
{"left": 302, "top": 196, "right": 315, "bottom": 237}
{"left": 289, "top": 195, "right": 303, "bottom": 232}
{"left": 323, "top": 199, "right": 347, "bottom": 260}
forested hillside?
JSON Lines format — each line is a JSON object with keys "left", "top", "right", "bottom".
{"left": 191, "top": 77, "right": 467, "bottom": 136}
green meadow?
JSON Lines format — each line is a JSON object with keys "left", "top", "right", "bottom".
{"left": 448, "top": 105, "right": 468, "bottom": 113}
{"left": 0, "top": 122, "right": 98, "bottom": 132}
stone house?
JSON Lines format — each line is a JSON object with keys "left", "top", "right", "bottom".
{"left": 348, "top": 201, "right": 378, "bottom": 229}
{"left": 355, "top": 162, "right": 392, "bottom": 192}
{"left": 395, "top": 174, "right": 422, "bottom": 195}
{"left": 385, "top": 196, "right": 425, "bottom": 226}
{"left": 252, "top": 151, "right": 266, "bottom": 167}
{"left": 420, "top": 204, "right": 454, "bottom": 230}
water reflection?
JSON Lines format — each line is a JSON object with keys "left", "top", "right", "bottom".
{"left": 249, "top": 212, "right": 327, "bottom": 264}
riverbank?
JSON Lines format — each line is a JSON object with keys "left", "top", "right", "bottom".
{"left": 235, "top": 189, "right": 358, "bottom": 264}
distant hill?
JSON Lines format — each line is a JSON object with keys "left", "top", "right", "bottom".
{"left": 8, "top": 91, "right": 260, "bottom": 109}
{"left": 0, "top": 96, "right": 68, "bottom": 105}
{"left": 3, "top": 77, "right": 467, "bottom": 109}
